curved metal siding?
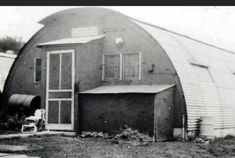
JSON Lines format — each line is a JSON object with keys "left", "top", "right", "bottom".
{"left": 134, "top": 20, "right": 235, "bottom": 135}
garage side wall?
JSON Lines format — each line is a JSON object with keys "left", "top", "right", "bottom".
{"left": 79, "top": 93, "right": 155, "bottom": 136}
{"left": 154, "top": 87, "right": 174, "bottom": 140}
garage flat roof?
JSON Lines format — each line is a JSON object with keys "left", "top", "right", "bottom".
{"left": 81, "top": 85, "right": 174, "bottom": 94}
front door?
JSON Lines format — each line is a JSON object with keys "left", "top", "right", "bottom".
{"left": 46, "top": 49, "right": 75, "bottom": 130}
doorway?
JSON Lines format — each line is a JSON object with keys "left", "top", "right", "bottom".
{"left": 46, "top": 49, "right": 75, "bottom": 130}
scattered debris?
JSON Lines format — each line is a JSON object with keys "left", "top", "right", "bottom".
{"left": 195, "top": 136, "right": 211, "bottom": 144}
{"left": 113, "top": 127, "right": 154, "bottom": 146}
{"left": 80, "top": 132, "right": 105, "bottom": 138}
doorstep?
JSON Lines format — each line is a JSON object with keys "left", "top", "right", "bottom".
{"left": 0, "top": 153, "right": 39, "bottom": 158}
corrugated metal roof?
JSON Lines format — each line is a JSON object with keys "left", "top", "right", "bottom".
{"left": 37, "top": 34, "right": 105, "bottom": 46}
{"left": 133, "top": 19, "right": 235, "bottom": 135}
{"left": 81, "top": 85, "right": 174, "bottom": 94}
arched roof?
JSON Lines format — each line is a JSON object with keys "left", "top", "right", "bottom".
{"left": 133, "top": 19, "right": 235, "bottom": 132}
{"left": 38, "top": 7, "right": 122, "bottom": 25}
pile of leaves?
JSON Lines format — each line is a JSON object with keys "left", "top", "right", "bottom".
{"left": 113, "top": 127, "right": 154, "bottom": 145}
{"left": 80, "top": 126, "right": 154, "bottom": 145}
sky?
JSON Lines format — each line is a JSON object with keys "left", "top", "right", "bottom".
{"left": 0, "top": 6, "right": 235, "bottom": 52}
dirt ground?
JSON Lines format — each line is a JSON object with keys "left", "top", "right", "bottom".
{"left": 0, "top": 135, "right": 235, "bottom": 158}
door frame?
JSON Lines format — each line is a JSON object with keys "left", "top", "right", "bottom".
{"left": 45, "top": 49, "right": 75, "bottom": 130}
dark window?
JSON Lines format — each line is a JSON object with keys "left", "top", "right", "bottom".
{"left": 34, "top": 58, "right": 42, "bottom": 82}
{"left": 103, "top": 54, "right": 120, "bottom": 79}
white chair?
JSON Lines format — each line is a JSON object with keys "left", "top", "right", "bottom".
{"left": 21, "top": 109, "right": 46, "bottom": 133}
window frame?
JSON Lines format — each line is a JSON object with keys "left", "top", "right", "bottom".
{"left": 34, "top": 57, "right": 42, "bottom": 83}
{"left": 122, "top": 52, "right": 141, "bottom": 80}
{"left": 102, "top": 52, "right": 141, "bottom": 81}
{"left": 102, "top": 53, "right": 121, "bottom": 80}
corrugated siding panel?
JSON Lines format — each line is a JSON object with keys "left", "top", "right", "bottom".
{"left": 216, "top": 88, "right": 235, "bottom": 129}
{"left": 182, "top": 82, "right": 222, "bottom": 130}
{"left": 134, "top": 20, "right": 235, "bottom": 134}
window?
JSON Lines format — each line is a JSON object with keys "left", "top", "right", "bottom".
{"left": 34, "top": 58, "right": 42, "bottom": 83}
{"left": 102, "top": 52, "right": 141, "bottom": 80}
{"left": 72, "top": 26, "right": 98, "bottom": 37}
{"left": 103, "top": 54, "right": 120, "bottom": 80}
{"left": 122, "top": 53, "right": 140, "bottom": 79}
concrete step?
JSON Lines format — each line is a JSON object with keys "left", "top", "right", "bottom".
{"left": 0, "top": 131, "right": 76, "bottom": 139}
{"left": 0, "top": 145, "right": 29, "bottom": 152}
{"left": 0, "top": 153, "right": 39, "bottom": 158}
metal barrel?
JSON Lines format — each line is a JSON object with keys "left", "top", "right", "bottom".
{"left": 8, "top": 94, "right": 41, "bottom": 115}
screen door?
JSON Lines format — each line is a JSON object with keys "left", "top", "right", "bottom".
{"left": 46, "top": 50, "right": 75, "bottom": 130}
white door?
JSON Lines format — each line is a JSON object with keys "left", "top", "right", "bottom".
{"left": 46, "top": 50, "right": 75, "bottom": 130}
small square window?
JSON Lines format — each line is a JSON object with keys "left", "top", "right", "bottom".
{"left": 34, "top": 58, "right": 42, "bottom": 83}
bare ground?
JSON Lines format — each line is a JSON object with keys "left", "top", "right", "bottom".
{"left": 0, "top": 135, "right": 235, "bottom": 158}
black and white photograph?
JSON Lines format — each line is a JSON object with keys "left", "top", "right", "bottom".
{"left": 0, "top": 6, "right": 235, "bottom": 157}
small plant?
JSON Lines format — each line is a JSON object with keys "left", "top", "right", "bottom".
{"left": 4, "top": 114, "right": 26, "bottom": 131}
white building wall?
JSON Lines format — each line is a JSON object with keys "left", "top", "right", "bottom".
{"left": 0, "top": 52, "right": 16, "bottom": 92}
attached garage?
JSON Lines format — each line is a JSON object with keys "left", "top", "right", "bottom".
{"left": 80, "top": 85, "right": 174, "bottom": 139}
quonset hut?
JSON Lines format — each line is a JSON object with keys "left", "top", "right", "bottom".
{"left": 2, "top": 7, "right": 235, "bottom": 140}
